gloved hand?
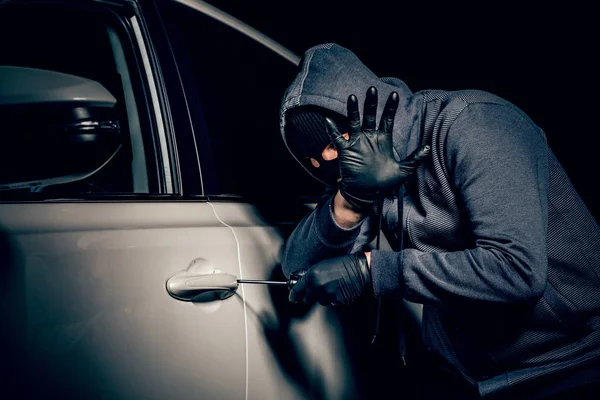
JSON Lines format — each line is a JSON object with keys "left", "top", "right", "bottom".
{"left": 289, "top": 253, "right": 370, "bottom": 305}
{"left": 325, "top": 86, "right": 430, "bottom": 210}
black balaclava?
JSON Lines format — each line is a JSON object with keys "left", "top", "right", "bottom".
{"left": 285, "top": 106, "right": 348, "bottom": 186}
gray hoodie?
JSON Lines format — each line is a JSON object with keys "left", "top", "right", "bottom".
{"left": 280, "top": 43, "right": 600, "bottom": 396}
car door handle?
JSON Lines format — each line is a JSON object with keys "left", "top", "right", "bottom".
{"left": 166, "top": 271, "right": 239, "bottom": 302}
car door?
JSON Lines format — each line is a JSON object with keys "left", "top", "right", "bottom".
{"left": 152, "top": 1, "right": 366, "bottom": 399}
{"left": 0, "top": 1, "right": 248, "bottom": 398}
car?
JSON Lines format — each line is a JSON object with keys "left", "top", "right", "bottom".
{"left": 0, "top": 0, "right": 422, "bottom": 398}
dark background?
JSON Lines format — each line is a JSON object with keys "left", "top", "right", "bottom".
{"left": 204, "top": 0, "right": 598, "bottom": 219}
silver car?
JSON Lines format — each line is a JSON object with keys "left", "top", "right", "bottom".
{"left": 0, "top": 0, "right": 421, "bottom": 398}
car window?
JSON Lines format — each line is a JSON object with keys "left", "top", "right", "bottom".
{"left": 157, "top": 0, "right": 324, "bottom": 198}
{"left": 0, "top": 2, "right": 159, "bottom": 198}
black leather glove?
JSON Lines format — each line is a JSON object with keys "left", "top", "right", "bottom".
{"left": 288, "top": 253, "right": 370, "bottom": 305}
{"left": 325, "top": 86, "right": 430, "bottom": 210}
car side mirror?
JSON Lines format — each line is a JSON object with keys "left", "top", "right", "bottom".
{"left": 0, "top": 66, "right": 121, "bottom": 191}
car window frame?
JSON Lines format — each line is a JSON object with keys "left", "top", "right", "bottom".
{"left": 138, "top": 0, "right": 207, "bottom": 197}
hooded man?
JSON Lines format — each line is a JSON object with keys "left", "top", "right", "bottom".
{"left": 279, "top": 43, "right": 600, "bottom": 399}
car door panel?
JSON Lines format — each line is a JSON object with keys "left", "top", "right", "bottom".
{"left": 208, "top": 201, "right": 360, "bottom": 399}
{"left": 0, "top": 201, "right": 245, "bottom": 399}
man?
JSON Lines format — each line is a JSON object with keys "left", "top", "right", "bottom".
{"left": 279, "top": 43, "right": 600, "bottom": 399}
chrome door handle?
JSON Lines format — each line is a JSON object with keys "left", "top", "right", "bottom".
{"left": 166, "top": 271, "right": 238, "bottom": 302}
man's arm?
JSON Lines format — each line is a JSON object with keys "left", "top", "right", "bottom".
{"left": 370, "top": 103, "right": 549, "bottom": 304}
{"left": 281, "top": 186, "right": 368, "bottom": 278}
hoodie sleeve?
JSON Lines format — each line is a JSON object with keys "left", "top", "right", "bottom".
{"left": 370, "top": 103, "right": 549, "bottom": 304}
{"left": 281, "top": 186, "right": 369, "bottom": 278}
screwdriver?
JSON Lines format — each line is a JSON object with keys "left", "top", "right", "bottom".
{"left": 236, "top": 270, "right": 305, "bottom": 290}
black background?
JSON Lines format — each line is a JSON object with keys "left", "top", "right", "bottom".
{"left": 204, "top": 0, "right": 598, "bottom": 220}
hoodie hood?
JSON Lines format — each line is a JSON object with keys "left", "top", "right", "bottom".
{"left": 280, "top": 43, "right": 423, "bottom": 184}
